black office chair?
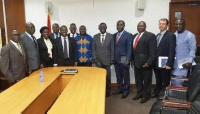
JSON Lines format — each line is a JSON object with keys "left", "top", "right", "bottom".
{"left": 150, "top": 69, "right": 200, "bottom": 114}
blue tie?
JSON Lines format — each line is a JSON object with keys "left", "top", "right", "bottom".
{"left": 63, "top": 38, "right": 69, "bottom": 59}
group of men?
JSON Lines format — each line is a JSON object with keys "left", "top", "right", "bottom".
{"left": 0, "top": 18, "right": 196, "bottom": 104}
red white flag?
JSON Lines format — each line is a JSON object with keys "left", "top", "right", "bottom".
{"left": 47, "top": 12, "right": 52, "bottom": 33}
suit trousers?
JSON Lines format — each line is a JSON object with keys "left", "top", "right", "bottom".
{"left": 101, "top": 64, "right": 111, "bottom": 95}
{"left": 134, "top": 67, "right": 152, "bottom": 98}
{"left": 114, "top": 63, "right": 130, "bottom": 93}
{"left": 153, "top": 67, "right": 171, "bottom": 95}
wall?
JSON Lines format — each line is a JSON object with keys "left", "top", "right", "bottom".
{"left": 24, "top": 0, "right": 170, "bottom": 83}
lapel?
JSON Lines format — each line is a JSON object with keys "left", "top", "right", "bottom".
{"left": 158, "top": 30, "right": 168, "bottom": 49}
{"left": 41, "top": 38, "right": 48, "bottom": 50}
{"left": 9, "top": 42, "right": 23, "bottom": 55}
{"left": 103, "top": 33, "right": 110, "bottom": 47}
{"left": 58, "top": 38, "right": 63, "bottom": 52}
{"left": 116, "top": 31, "right": 125, "bottom": 45}
{"left": 134, "top": 32, "right": 144, "bottom": 51}
{"left": 25, "top": 33, "right": 38, "bottom": 49}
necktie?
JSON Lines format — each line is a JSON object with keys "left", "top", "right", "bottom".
{"left": 133, "top": 33, "right": 141, "bottom": 50}
{"left": 116, "top": 33, "right": 121, "bottom": 43}
{"left": 63, "top": 38, "right": 69, "bottom": 59}
{"left": 156, "top": 33, "right": 162, "bottom": 47}
{"left": 31, "top": 35, "right": 37, "bottom": 48}
{"left": 17, "top": 43, "right": 23, "bottom": 54}
{"left": 55, "top": 33, "right": 59, "bottom": 39}
{"left": 101, "top": 34, "right": 105, "bottom": 46}
{"left": 72, "top": 34, "right": 75, "bottom": 38}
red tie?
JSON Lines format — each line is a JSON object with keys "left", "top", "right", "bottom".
{"left": 133, "top": 33, "right": 141, "bottom": 50}
{"left": 116, "top": 33, "right": 120, "bottom": 43}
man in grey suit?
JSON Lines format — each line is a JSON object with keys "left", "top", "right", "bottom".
{"left": 0, "top": 30, "right": 27, "bottom": 85}
{"left": 21, "top": 22, "right": 40, "bottom": 73}
{"left": 92, "top": 23, "right": 114, "bottom": 97}
{"left": 49, "top": 23, "right": 60, "bottom": 39}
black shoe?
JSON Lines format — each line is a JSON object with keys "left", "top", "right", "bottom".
{"left": 121, "top": 92, "right": 129, "bottom": 99}
{"left": 112, "top": 90, "right": 123, "bottom": 95}
{"left": 151, "top": 93, "right": 158, "bottom": 98}
{"left": 140, "top": 98, "right": 149, "bottom": 104}
{"left": 132, "top": 95, "right": 142, "bottom": 100}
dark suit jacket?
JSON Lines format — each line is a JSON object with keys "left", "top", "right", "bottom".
{"left": 0, "top": 42, "right": 27, "bottom": 83}
{"left": 114, "top": 30, "right": 133, "bottom": 63}
{"left": 37, "top": 37, "right": 55, "bottom": 66}
{"left": 49, "top": 32, "right": 61, "bottom": 40}
{"left": 54, "top": 36, "right": 77, "bottom": 66}
{"left": 132, "top": 31, "right": 157, "bottom": 68}
{"left": 92, "top": 32, "right": 114, "bottom": 66}
{"left": 156, "top": 30, "right": 176, "bottom": 68}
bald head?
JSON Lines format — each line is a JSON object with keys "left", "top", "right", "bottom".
{"left": 137, "top": 21, "right": 146, "bottom": 33}
{"left": 11, "top": 29, "right": 20, "bottom": 43}
{"left": 26, "top": 22, "right": 35, "bottom": 35}
{"left": 52, "top": 23, "right": 60, "bottom": 33}
{"left": 175, "top": 18, "right": 185, "bottom": 33}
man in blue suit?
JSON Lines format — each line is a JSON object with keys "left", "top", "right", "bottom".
{"left": 112, "top": 20, "right": 133, "bottom": 98}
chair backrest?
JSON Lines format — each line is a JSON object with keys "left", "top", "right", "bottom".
{"left": 189, "top": 94, "right": 200, "bottom": 114}
{"left": 186, "top": 69, "right": 200, "bottom": 101}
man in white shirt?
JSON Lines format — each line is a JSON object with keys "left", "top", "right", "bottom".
{"left": 0, "top": 30, "right": 27, "bottom": 85}
{"left": 68, "top": 23, "right": 79, "bottom": 38}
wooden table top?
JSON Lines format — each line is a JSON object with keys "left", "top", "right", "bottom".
{"left": 0, "top": 67, "right": 106, "bottom": 114}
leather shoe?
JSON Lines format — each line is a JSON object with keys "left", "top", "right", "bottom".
{"left": 140, "top": 98, "right": 149, "bottom": 104}
{"left": 121, "top": 92, "right": 129, "bottom": 99}
{"left": 151, "top": 93, "right": 158, "bottom": 98}
{"left": 112, "top": 90, "right": 123, "bottom": 95}
{"left": 132, "top": 95, "right": 142, "bottom": 100}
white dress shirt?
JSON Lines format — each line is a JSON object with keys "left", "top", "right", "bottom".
{"left": 100, "top": 33, "right": 107, "bottom": 43}
{"left": 133, "top": 32, "right": 144, "bottom": 47}
{"left": 10, "top": 40, "right": 23, "bottom": 54}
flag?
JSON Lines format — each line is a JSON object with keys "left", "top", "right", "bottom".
{"left": 47, "top": 12, "right": 52, "bottom": 33}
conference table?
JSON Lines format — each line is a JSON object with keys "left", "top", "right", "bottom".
{"left": 0, "top": 67, "right": 106, "bottom": 114}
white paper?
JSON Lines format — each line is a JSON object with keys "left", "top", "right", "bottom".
{"left": 158, "top": 56, "right": 168, "bottom": 68}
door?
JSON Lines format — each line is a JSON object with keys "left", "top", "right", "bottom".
{"left": 169, "top": 1, "right": 200, "bottom": 44}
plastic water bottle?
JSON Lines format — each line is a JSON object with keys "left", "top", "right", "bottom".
{"left": 40, "top": 69, "right": 44, "bottom": 83}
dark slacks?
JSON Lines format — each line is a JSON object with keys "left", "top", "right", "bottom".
{"left": 114, "top": 63, "right": 130, "bottom": 93}
{"left": 101, "top": 64, "right": 111, "bottom": 95}
{"left": 58, "top": 59, "right": 74, "bottom": 66}
{"left": 134, "top": 67, "right": 152, "bottom": 98}
{"left": 43, "top": 58, "right": 53, "bottom": 67}
{"left": 153, "top": 67, "right": 171, "bottom": 95}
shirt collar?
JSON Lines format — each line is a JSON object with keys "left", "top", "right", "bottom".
{"left": 25, "top": 32, "right": 32, "bottom": 38}
{"left": 61, "top": 36, "right": 68, "bottom": 39}
{"left": 101, "top": 32, "right": 106, "bottom": 36}
{"left": 10, "top": 40, "right": 19, "bottom": 46}
{"left": 118, "top": 30, "right": 124, "bottom": 35}
{"left": 160, "top": 29, "right": 167, "bottom": 35}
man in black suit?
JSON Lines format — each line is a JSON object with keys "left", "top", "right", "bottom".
{"left": 54, "top": 25, "right": 77, "bottom": 66}
{"left": 151, "top": 18, "right": 176, "bottom": 98}
{"left": 68, "top": 23, "right": 79, "bottom": 38}
{"left": 131, "top": 21, "right": 156, "bottom": 103}
{"left": 49, "top": 23, "right": 60, "bottom": 39}
{"left": 112, "top": 20, "right": 133, "bottom": 98}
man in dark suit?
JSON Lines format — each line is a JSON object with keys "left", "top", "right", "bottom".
{"left": 131, "top": 21, "right": 156, "bottom": 103}
{"left": 0, "top": 30, "right": 27, "bottom": 85}
{"left": 112, "top": 20, "right": 133, "bottom": 98}
{"left": 49, "top": 23, "right": 60, "bottom": 39}
{"left": 21, "top": 22, "right": 40, "bottom": 73}
{"left": 151, "top": 18, "right": 176, "bottom": 98}
{"left": 54, "top": 25, "right": 77, "bottom": 66}
{"left": 68, "top": 23, "right": 79, "bottom": 38}
{"left": 92, "top": 22, "right": 114, "bottom": 97}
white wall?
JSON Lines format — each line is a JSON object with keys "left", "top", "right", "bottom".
{"left": 24, "top": 0, "right": 170, "bottom": 84}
